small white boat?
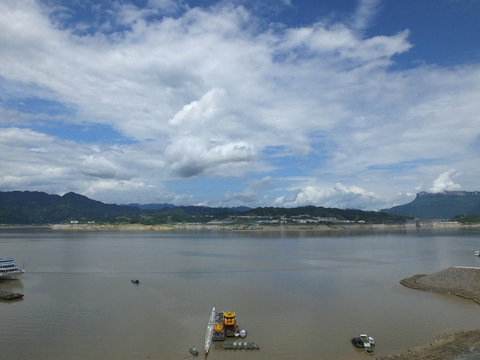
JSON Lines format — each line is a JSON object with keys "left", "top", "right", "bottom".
{"left": 0, "top": 257, "right": 24, "bottom": 280}
{"left": 368, "top": 336, "right": 375, "bottom": 346}
{"left": 475, "top": 251, "right": 480, "bottom": 257}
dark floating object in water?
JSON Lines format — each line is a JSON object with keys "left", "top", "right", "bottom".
{"left": 0, "top": 290, "right": 24, "bottom": 301}
{"left": 131, "top": 279, "right": 140, "bottom": 284}
{"left": 351, "top": 337, "right": 364, "bottom": 348}
{"left": 189, "top": 346, "right": 199, "bottom": 355}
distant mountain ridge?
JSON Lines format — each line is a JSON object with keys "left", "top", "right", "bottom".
{"left": 126, "top": 202, "right": 251, "bottom": 212}
{"left": 3, "top": 189, "right": 479, "bottom": 225}
{"left": 125, "top": 203, "right": 176, "bottom": 210}
{"left": 0, "top": 191, "right": 254, "bottom": 224}
{"left": 0, "top": 191, "right": 140, "bottom": 224}
{"left": 382, "top": 191, "right": 480, "bottom": 219}
{"left": 0, "top": 190, "right": 407, "bottom": 225}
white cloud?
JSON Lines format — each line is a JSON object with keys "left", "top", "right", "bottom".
{"left": 351, "top": 0, "right": 382, "bottom": 31}
{"left": 165, "top": 136, "right": 256, "bottom": 177}
{"left": 80, "top": 154, "right": 132, "bottom": 180}
{"left": 0, "top": 1, "right": 479, "bottom": 208}
{"left": 429, "top": 169, "right": 462, "bottom": 193}
{"left": 273, "top": 183, "right": 383, "bottom": 210}
{"left": 280, "top": 22, "right": 410, "bottom": 64}
{"left": 168, "top": 88, "right": 228, "bottom": 127}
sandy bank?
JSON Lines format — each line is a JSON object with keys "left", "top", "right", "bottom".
{"left": 400, "top": 266, "right": 480, "bottom": 304}
{"left": 50, "top": 223, "right": 381, "bottom": 231}
{"left": 384, "top": 267, "right": 480, "bottom": 360}
{"left": 374, "top": 328, "right": 480, "bottom": 360}
{"left": 49, "top": 222, "right": 469, "bottom": 232}
{"left": 50, "top": 224, "right": 175, "bottom": 231}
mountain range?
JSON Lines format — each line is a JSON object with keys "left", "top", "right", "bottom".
{"left": 0, "top": 191, "right": 139, "bottom": 224}
{"left": 1, "top": 190, "right": 480, "bottom": 225}
{"left": 382, "top": 191, "right": 480, "bottom": 219}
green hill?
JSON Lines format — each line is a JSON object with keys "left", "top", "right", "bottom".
{"left": 0, "top": 191, "right": 140, "bottom": 224}
{"left": 0, "top": 190, "right": 408, "bottom": 225}
{"left": 243, "top": 205, "right": 407, "bottom": 223}
{"left": 383, "top": 191, "right": 480, "bottom": 219}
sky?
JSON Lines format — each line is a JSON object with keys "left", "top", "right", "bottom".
{"left": 1, "top": 0, "right": 480, "bottom": 210}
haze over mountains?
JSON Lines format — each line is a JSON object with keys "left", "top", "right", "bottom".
{"left": 0, "top": 190, "right": 479, "bottom": 225}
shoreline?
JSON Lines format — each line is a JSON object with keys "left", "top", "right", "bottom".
{"left": 1, "top": 221, "right": 478, "bottom": 232}
{"left": 400, "top": 266, "right": 480, "bottom": 305}
{"left": 380, "top": 267, "right": 480, "bottom": 360}
{"left": 44, "top": 222, "right": 474, "bottom": 232}
{"left": 374, "top": 328, "right": 480, "bottom": 360}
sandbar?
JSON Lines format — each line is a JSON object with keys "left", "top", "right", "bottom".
{"left": 377, "top": 266, "right": 480, "bottom": 360}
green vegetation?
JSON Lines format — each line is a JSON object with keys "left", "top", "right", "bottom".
{"left": 3, "top": 190, "right": 480, "bottom": 226}
{"left": 0, "top": 191, "right": 139, "bottom": 224}
{"left": 242, "top": 206, "right": 408, "bottom": 224}
{"left": 454, "top": 215, "right": 480, "bottom": 224}
{"left": 0, "top": 191, "right": 409, "bottom": 225}
{"left": 383, "top": 191, "right": 480, "bottom": 219}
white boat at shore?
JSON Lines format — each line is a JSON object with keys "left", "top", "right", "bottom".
{"left": 0, "top": 257, "right": 24, "bottom": 280}
{"left": 234, "top": 329, "right": 247, "bottom": 338}
{"left": 360, "top": 333, "right": 374, "bottom": 354}
{"left": 204, "top": 307, "right": 216, "bottom": 355}
{"left": 352, "top": 333, "right": 375, "bottom": 354}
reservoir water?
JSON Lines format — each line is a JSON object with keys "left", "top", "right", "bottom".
{"left": 1, "top": 228, "right": 480, "bottom": 360}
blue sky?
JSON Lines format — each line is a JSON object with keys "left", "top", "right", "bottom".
{"left": 1, "top": 0, "right": 479, "bottom": 209}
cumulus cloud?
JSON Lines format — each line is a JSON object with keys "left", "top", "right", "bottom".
{"left": 219, "top": 176, "right": 276, "bottom": 207}
{"left": 429, "top": 169, "right": 462, "bottom": 193}
{"left": 273, "top": 183, "right": 382, "bottom": 210}
{"left": 80, "top": 154, "right": 132, "bottom": 180}
{"left": 0, "top": 0, "right": 479, "bottom": 208}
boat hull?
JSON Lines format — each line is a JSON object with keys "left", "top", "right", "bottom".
{"left": 204, "top": 307, "right": 216, "bottom": 354}
{"left": 0, "top": 257, "right": 24, "bottom": 280}
{"left": 0, "top": 270, "right": 24, "bottom": 280}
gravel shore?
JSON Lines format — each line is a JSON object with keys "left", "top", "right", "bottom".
{"left": 381, "top": 267, "right": 480, "bottom": 360}
{"left": 400, "top": 266, "right": 480, "bottom": 304}
{"left": 374, "top": 329, "right": 480, "bottom": 360}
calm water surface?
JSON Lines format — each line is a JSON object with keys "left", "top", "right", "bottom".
{"left": 1, "top": 228, "right": 480, "bottom": 360}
